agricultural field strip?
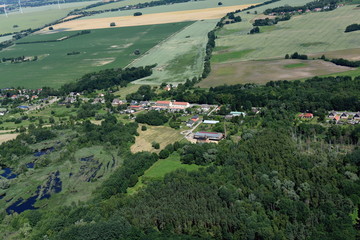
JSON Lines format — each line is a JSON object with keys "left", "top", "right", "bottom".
{"left": 131, "top": 19, "right": 218, "bottom": 85}
{"left": 0, "top": 1, "right": 97, "bottom": 34}
{"left": 82, "top": 0, "right": 262, "bottom": 18}
{"left": 0, "top": 22, "right": 191, "bottom": 89}
{"left": 199, "top": 59, "right": 354, "bottom": 87}
{"left": 42, "top": 4, "right": 260, "bottom": 31}
{"left": 214, "top": 5, "right": 360, "bottom": 62}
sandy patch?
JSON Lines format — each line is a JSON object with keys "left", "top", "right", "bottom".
{"left": 0, "top": 133, "right": 19, "bottom": 144}
{"left": 108, "top": 43, "right": 133, "bottom": 49}
{"left": 200, "top": 59, "right": 354, "bottom": 87}
{"left": 38, "top": 4, "right": 259, "bottom": 32}
{"left": 84, "top": 57, "right": 115, "bottom": 66}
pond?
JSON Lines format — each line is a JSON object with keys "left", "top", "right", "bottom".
{"left": 0, "top": 168, "right": 17, "bottom": 179}
{"left": 6, "top": 171, "right": 62, "bottom": 214}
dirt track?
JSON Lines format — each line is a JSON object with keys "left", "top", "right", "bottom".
{"left": 39, "top": 4, "right": 257, "bottom": 32}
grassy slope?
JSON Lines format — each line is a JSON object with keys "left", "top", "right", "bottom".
{"left": 214, "top": 5, "right": 360, "bottom": 62}
{"left": 0, "top": 21, "right": 192, "bottom": 89}
{"left": 127, "top": 152, "right": 201, "bottom": 194}
{"left": 131, "top": 20, "right": 218, "bottom": 85}
{"left": 0, "top": 2, "right": 97, "bottom": 34}
{"left": 82, "top": 0, "right": 263, "bottom": 19}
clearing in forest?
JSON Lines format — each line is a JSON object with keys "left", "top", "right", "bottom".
{"left": 131, "top": 125, "right": 183, "bottom": 153}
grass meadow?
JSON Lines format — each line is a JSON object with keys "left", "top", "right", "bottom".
{"left": 131, "top": 20, "right": 218, "bottom": 85}
{"left": 0, "top": 21, "right": 192, "bottom": 88}
{"left": 214, "top": 5, "right": 360, "bottom": 62}
{"left": 127, "top": 152, "right": 201, "bottom": 194}
{"left": 131, "top": 125, "right": 183, "bottom": 153}
{"left": 83, "top": 0, "right": 263, "bottom": 19}
{"left": 0, "top": 1, "right": 97, "bottom": 34}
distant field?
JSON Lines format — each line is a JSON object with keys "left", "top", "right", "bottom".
{"left": 0, "top": 1, "right": 97, "bottom": 34}
{"left": 0, "top": 22, "right": 191, "bottom": 88}
{"left": 88, "top": 0, "right": 155, "bottom": 11}
{"left": 83, "top": 0, "right": 263, "bottom": 19}
{"left": 44, "top": 4, "right": 259, "bottom": 31}
{"left": 0, "top": 133, "right": 19, "bottom": 144}
{"left": 199, "top": 59, "right": 354, "bottom": 87}
{"left": 131, "top": 20, "right": 218, "bottom": 85}
{"left": 0, "top": 35, "right": 13, "bottom": 43}
{"left": 245, "top": 0, "right": 315, "bottom": 13}
{"left": 131, "top": 125, "right": 183, "bottom": 153}
{"left": 214, "top": 5, "right": 360, "bottom": 62}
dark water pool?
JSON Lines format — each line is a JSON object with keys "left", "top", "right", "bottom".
{"left": 0, "top": 168, "right": 17, "bottom": 179}
{"left": 6, "top": 171, "right": 62, "bottom": 214}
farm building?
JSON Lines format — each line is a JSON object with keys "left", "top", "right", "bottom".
{"left": 191, "top": 115, "right": 199, "bottom": 122}
{"left": 171, "top": 101, "right": 190, "bottom": 109}
{"left": 112, "top": 99, "right": 127, "bottom": 106}
{"left": 354, "top": 113, "right": 360, "bottom": 120}
{"left": 129, "top": 105, "right": 142, "bottom": 110}
{"left": 203, "top": 120, "right": 220, "bottom": 124}
{"left": 230, "top": 111, "right": 246, "bottom": 117}
{"left": 153, "top": 100, "right": 190, "bottom": 111}
{"left": 298, "top": 113, "right": 314, "bottom": 119}
{"left": 340, "top": 113, "right": 349, "bottom": 119}
{"left": 194, "top": 132, "right": 223, "bottom": 141}
{"left": 0, "top": 108, "right": 7, "bottom": 116}
{"left": 186, "top": 120, "right": 196, "bottom": 127}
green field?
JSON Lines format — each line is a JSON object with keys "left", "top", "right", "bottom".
{"left": 127, "top": 152, "right": 201, "bottom": 194}
{"left": 214, "top": 5, "right": 360, "bottom": 62}
{"left": 131, "top": 20, "right": 217, "bottom": 85}
{"left": 87, "top": 0, "right": 153, "bottom": 11}
{"left": 284, "top": 62, "right": 308, "bottom": 68}
{"left": 0, "top": 22, "right": 192, "bottom": 88}
{"left": 0, "top": 2, "right": 97, "bottom": 34}
{"left": 82, "top": 0, "right": 263, "bottom": 19}
{"left": 0, "top": 35, "right": 13, "bottom": 43}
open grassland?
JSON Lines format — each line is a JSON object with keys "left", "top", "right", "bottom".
{"left": 245, "top": 0, "right": 315, "bottom": 13}
{"left": 0, "top": 35, "right": 13, "bottom": 43}
{"left": 214, "top": 5, "right": 360, "bottom": 62}
{"left": 0, "top": 2, "right": 97, "bottom": 34}
{"left": 310, "top": 48, "right": 360, "bottom": 61}
{"left": 45, "top": 4, "right": 259, "bottom": 31}
{"left": 131, "top": 20, "right": 218, "bottom": 85}
{"left": 113, "top": 84, "right": 141, "bottom": 97}
{"left": 131, "top": 125, "right": 183, "bottom": 153}
{"left": 199, "top": 59, "right": 354, "bottom": 87}
{"left": 127, "top": 152, "right": 200, "bottom": 194}
{"left": 88, "top": 0, "right": 155, "bottom": 11}
{"left": 0, "top": 22, "right": 191, "bottom": 88}
{"left": 83, "top": 0, "right": 262, "bottom": 19}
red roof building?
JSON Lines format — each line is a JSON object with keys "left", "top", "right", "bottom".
{"left": 298, "top": 113, "right": 314, "bottom": 119}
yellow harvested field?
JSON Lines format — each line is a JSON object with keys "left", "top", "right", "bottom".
{"left": 0, "top": 133, "right": 19, "bottom": 144}
{"left": 41, "top": 4, "right": 257, "bottom": 31}
{"left": 131, "top": 125, "right": 183, "bottom": 153}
